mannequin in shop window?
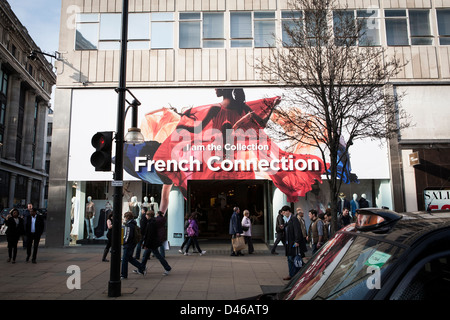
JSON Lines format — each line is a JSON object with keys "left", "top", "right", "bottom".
{"left": 150, "top": 197, "right": 159, "bottom": 213}
{"left": 85, "top": 196, "right": 95, "bottom": 239}
{"left": 129, "top": 196, "right": 140, "bottom": 219}
{"left": 350, "top": 193, "right": 359, "bottom": 217}
{"left": 359, "top": 193, "right": 370, "bottom": 209}
{"left": 142, "top": 196, "right": 150, "bottom": 210}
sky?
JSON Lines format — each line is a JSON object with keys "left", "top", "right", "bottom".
{"left": 7, "top": 0, "right": 61, "bottom": 55}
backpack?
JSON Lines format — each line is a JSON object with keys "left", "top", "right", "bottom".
{"left": 186, "top": 222, "right": 195, "bottom": 237}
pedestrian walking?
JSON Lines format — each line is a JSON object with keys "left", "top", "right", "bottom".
{"left": 102, "top": 211, "right": 113, "bottom": 262}
{"left": 179, "top": 213, "right": 191, "bottom": 254}
{"left": 25, "top": 208, "right": 45, "bottom": 264}
{"left": 184, "top": 212, "right": 206, "bottom": 256}
{"left": 134, "top": 207, "right": 149, "bottom": 260}
{"left": 307, "top": 209, "right": 324, "bottom": 254}
{"left": 155, "top": 210, "right": 167, "bottom": 258}
{"left": 4, "top": 208, "right": 25, "bottom": 263}
{"left": 271, "top": 210, "right": 285, "bottom": 254}
{"left": 281, "top": 205, "right": 305, "bottom": 280}
{"left": 121, "top": 212, "right": 145, "bottom": 279}
{"left": 229, "top": 206, "right": 244, "bottom": 256}
{"left": 137, "top": 210, "right": 172, "bottom": 276}
{"left": 241, "top": 209, "right": 254, "bottom": 254}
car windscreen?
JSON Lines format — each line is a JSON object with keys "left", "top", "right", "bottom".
{"left": 279, "top": 231, "right": 405, "bottom": 300}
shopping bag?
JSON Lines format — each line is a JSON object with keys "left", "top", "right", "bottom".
{"left": 232, "top": 236, "right": 246, "bottom": 252}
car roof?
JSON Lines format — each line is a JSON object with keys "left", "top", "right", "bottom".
{"left": 344, "top": 209, "right": 450, "bottom": 248}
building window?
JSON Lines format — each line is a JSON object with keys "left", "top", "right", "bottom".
{"left": 179, "top": 12, "right": 201, "bottom": 48}
{"left": 281, "top": 11, "right": 302, "bottom": 47}
{"left": 128, "top": 13, "right": 150, "bottom": 50}
{"left": 254, "top": 12, "right": 276, "bottom": 47}
{"left": 230, "top": 12, "right": 252, "bottom": 47}
{"left": 98, "top": 13, "right": 120, "bottom": 50}
{"left": 437, "top": 9, "right": 450, "bottom": 45}
{"left": 203, "top": 13, "right": 224, "bottom": 48}
{"left": 305, "top": 9, "right": 327, "bottom": 46}
{"left": 385, "top": 10, "right": 408, "bottom": 45}
{"left": 357, "top": 9, "right": 380, "bottom": 46}
{"left": 179, "top": 12, "right": 224, "bottom": 49}
{"left": 409, "top": 10, "right": 432, "bottom": 45}
{"left": 230, "top": 11, "right": 275, "bottom": 48}
{"left": 385, "top": 9, "right": 432, "bottom": 46}
{"left": 75, "top": 13, "right": 99, "bottom": 50}
{"left": 333, "top": 10, "right": 357, "bottom": 46}
{"left": 151, "top": 12, "right": 174, "bottom": 49}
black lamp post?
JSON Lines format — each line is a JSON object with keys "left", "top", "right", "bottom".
{"left": 108, "top": 0, "right": 129, "bottom": 298}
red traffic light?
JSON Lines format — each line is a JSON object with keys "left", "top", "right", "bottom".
{"left": 90, "top": 131, "right": 113, "bottom": 171}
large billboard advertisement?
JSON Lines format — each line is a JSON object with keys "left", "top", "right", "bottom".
{"left": 68, "top": 87, "right": 390, "bottom": 202}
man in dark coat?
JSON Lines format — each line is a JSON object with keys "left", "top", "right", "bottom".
{"left": 229, "top": 206, "right": 243, "bottom": 256}
{"left": 281, "top": 205, "right": 305, "bottom": 280}
{"left": 25, "top": 208, "right": 45, "bottom": 263}
{"left": 138, "top": 210, "right": 172, "bottom": 276}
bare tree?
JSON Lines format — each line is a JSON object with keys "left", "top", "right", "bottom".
{"left": 256, "top": 0, "right": 411, "bottom": 233}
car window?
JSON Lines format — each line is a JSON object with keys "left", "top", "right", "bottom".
{"left": 280, "top": 232, "right": 404, "bottom": 300}
{"left": 391, "top": 253, "right": 450, "bottom": 300}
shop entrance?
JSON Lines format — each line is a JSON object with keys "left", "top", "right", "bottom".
{"left": 187, "top": 180, "right": 268, "bottom": 240}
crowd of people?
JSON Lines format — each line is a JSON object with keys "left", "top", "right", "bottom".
{"left": 3, "top": 200, "right": 354, "bottom": 284}
{"left": 2, "top": 203, "right": 45, "bottom": 264}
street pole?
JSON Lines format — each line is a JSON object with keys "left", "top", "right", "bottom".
{"left": 108, "top": 0, "right": 129, "bottom": 298}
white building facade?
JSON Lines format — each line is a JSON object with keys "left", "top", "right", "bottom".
{"left": 46, "top": 0, "right": 450, "bottom": 247}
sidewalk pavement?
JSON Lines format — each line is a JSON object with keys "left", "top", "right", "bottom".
{"left": 0, "top": 237, "right": 291, "bottom": 300}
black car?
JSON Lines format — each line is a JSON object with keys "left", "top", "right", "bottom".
{"left": 257, "top": 208, "right": 450, "bottom": 300}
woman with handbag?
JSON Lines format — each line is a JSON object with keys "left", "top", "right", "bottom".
{"left": 5, "top": 208, "right": 25, "bottom": 263}
{"left": 241, "top": 210, "right": 254, "bottom": 254}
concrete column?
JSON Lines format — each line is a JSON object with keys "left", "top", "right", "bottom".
{"left": 21, "top": 90, "right": 37, "bottom": 167}
{"left": 8, "top": 173, "right": 16, "bottom": 208}
{"left": 26, "top": 177, "right": 34, "bottom": 206}
{"left": 5, "top": 75, "right": 21, "bottom": 161}
{"left": 33, "top": 101, "right": 48, "bottom": 171}
{"left": 167, "top": 186, "right": 185, "bottom": 246}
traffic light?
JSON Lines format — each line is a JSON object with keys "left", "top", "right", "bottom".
{"left": 90, "top": 131, "right": 113, "bottom": 171}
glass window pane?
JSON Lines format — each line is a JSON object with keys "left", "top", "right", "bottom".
{"left": 231, "top": 12, "right": 252, "bottom": 38}
{"left": 437, "top": 9, "right": 450, "bottom": 36}
{"left": 254, "top": 12, "right": 275, "bottom": 19}
{"left": 76, "top": 13, "right": 99, "bottom": 23}
{"left": 128, "top": 41, "right": 150, "bottom": 50}
{"left": 129, "top": 13, "right": 150, "bottom": 40}
{"left": 180, "top": 12, "right": 201, "bottom": 20}
{"left": 385, "top": 19, "right": 408, "bottom": 45}
{"left": 204, "top": 40, "right": 224, "bottom": 48}
{"left": 152, "top": 12, "right": 174, "bottom": 21}
{"left": 100, "top": 14, "right": 120, "bottom": 40}
{"left": 203, "top": 13, "right": 224, "bottom": 39}
{"left": 440, "top": 38, "right": 450, "bottom": 45}
{"left": 152, "top": 22, "right": 173, "bottom": 48}
{"left": 231, "top": 40, "right": 252, "bottom": 47}
{"left": 385, "top": 10, "right": 406, "bottom": 17}
{"left": 359, "top": 20, "right": 380, "bottom": 46}
{"left": 282, "top": 11, "right": 302, "bottom": 47}
{"left": 75, "top": 23, "right": 98, "bottom": 50}
{"left": 179, "top": 21, "right": 200, "bottom": 48}
{"left": 282, "top": 11, "right": 302, "bottom": 19}
{"left": 98, "top": 41, "right": 120, "bottom": 50}
{"left": 255, "top": 20, "right": 275, "bottom": 47}
{"left": 409, "top": 10, "right": 430, "bottom": 37}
